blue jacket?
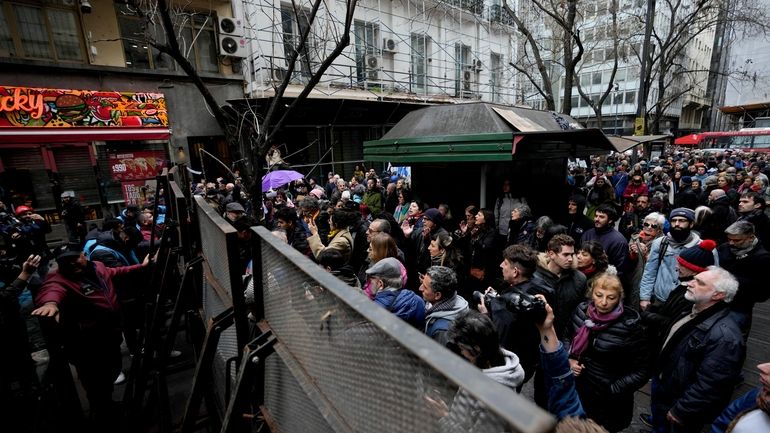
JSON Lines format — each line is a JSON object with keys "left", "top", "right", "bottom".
{"left": 580, "top": 226, "right": 629, "bottom": 275}
{"left": 540, "top": 341, "right": 585, "bottom": 420}
{"left": 710, "top": 388, "right": 760, "bottom": 433}
{"left": 639, "top": 234, "right": 701, "bottom": 303}
{"left": 374, "top": 288, "right": 425, "bottom": 329}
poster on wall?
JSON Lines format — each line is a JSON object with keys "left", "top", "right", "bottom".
{"left": 0, "top": 86, "right": 168, "bottom": 128}
{"left": 109, "top": 151, "right": 168, "bottom": 181}
{"left": 121, "top": 180, "right": 157, "bottom": 207}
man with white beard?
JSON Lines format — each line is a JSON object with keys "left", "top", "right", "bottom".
{"left": 648, "top": 267, "right": 745, "bottom": 433}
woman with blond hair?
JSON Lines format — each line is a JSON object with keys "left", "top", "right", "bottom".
{"left": 567, "top": 272, "right": 649, "bottom": 432}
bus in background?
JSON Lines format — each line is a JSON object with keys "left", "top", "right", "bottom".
{"left": 674, "top": 128, "right": 770, "bottom": 152}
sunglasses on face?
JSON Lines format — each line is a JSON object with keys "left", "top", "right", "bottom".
{"left": 643, "top": 222, "right": 658, "bottom": 228}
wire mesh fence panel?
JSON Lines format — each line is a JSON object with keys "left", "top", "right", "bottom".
{"left": 254, "top": 226, "right": 555, "bottom": 433}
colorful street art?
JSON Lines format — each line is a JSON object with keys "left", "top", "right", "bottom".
{"left": 0, "top": 86, "right": 168, "bottom": 128}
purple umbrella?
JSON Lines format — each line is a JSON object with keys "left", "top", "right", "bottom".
{"left": 262, "top": 169, "right": 304, "bottom": 192}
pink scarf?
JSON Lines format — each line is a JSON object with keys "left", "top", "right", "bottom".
{"left": 570, "top": 303, "right": 624, "bottom": 358}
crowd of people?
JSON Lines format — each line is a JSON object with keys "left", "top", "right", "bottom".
{"left": 4, "top": 148, "right": 770, "bottom": 432}
{"left": 214, "top": 152, "right": 770, "bottom": 433}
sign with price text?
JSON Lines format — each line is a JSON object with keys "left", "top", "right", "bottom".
{"left": 108, "top": 150, "right": 167, "bottom": 181}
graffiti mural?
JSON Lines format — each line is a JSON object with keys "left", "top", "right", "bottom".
{"left": 0, "top": 86, "right": 168, "bottom": 128}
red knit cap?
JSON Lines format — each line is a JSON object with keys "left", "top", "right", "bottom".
{"left": 676, "top": 239, "right": 717, "bottom": 273}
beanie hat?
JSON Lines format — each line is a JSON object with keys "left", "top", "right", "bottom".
{"left": 677, "top": 239, "right": 717, "bottom": 273}
{"left": 682, "top": 176, "right": 692, "bottom": 184}
{"left": 669, "top": 207, "right": 695, "bottom": 222}
{"left": 423, "top": 208, "right": 443, "bottom": 224}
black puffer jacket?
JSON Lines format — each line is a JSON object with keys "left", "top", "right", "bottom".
{"left": 568, "top": 302, "right": 649, "bottom": 432}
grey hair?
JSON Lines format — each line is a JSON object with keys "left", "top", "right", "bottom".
{"left": 371, "top": 218, "right": 391, "bottom": 234}
{"left": 725, "top": 220, "right": 755, "bottom": 236}
{"left": 644, "top": 212, "right": 666, "bottom": 228}
{"left": 380, "top": 276, "right": 404, "bottom": 289}
{"left": 535, "top": 215, "right": 554, "bottom": 230}
{"left": 426, "top": 266, "right": 458, "bottom": 298}
{"left": 706, "top": 266, "right": 739, "bottom": 303}
{"left": 300, "top": 196, "right": 319, "bottom": 211}
{"left": 514, "top": 204, "right": 532, "bottom": 219}
{"left": 694, "top": 206, "right": 712, "bottom": 228}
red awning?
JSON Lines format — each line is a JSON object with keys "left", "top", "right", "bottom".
{"left": 0, "top": 127, "right": 171, "bottom": 143}
{"left": 674, "top": 134, "right": 701, "bottom": 146}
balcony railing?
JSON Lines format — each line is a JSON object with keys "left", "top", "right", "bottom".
{"left": 440, "top": 0, "right": 485, "bottom": 15}
{"left": 489, "top": 5, "right": 516, "bottom": 26}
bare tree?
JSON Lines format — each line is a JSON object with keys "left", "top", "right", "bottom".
{"left": 575, "top": 0, "right": 622, "bottom": 129}
{"left": 634, "top": 0, "right": 770, "bottom": 133}
{"left": 505, "top": 0, "right": 584, "bottom": 114}
{"left": 120, "top": 0, "right": 358, "bottom": 201}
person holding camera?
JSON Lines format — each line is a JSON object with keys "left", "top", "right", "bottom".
{"left": 566, "top": 272, "right": 649, "bottom": 432}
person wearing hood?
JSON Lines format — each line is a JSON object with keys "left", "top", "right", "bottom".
{"left": 563, "top": 195, "right": 592, "bottom": 245}
{"left": 420, "top": 266, "right": 469, "bottom": 345}
{"left": 366, "top": 257, "right": 425, "bottom": 328}
{"left": 567, "top": 272, "right": 649, "bottom": 433}
{"left": 717, "top": 220, "right": 770, "bottom": 336}
{"left": 433, "top": 310, "right": 524, "bottom": 433}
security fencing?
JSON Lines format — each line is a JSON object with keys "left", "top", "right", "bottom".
{"left": 180, "top": 184, "right": 556, "bottom": 433}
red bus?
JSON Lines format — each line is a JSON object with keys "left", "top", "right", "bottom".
{"left": 674, "top": 128, "right": 770, "bottom": 152}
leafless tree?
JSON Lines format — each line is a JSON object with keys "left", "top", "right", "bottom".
{"left": 119, "top": 0, "right": 358, "bottom": 200}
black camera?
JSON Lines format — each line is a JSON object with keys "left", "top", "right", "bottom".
{"left": 474, "top": 290, "right": 547, "bottom": 324}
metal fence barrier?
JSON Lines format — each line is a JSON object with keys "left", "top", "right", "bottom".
{"left": 250, "top": 226, "right": 556, "bottom": 433}
{"left": 192, "top": 195, "right": 250, "bottom": 423}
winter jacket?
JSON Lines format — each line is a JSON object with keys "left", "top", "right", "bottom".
{"left": 361, "top": 190, "right": 383, "bottom": 215}
{"left": 710, "top": 387, "right": 764, "bottom": 433}
{"left": 641, "top": 283, "right": 692, "bottom": 349}
{"left": 489, "top": 278, "right": 554, "bottom": 379}
{"left": 534, "top": 261, "right": 587, "bottom": 341}
{"left": 653, "top": 302, "right": 745, "bottom": 431}
{"left": 438, "top": 348, "right": 525, "bottom": 433}
{"left": 738, "top": 209, "right": 770, "bottom": 250}
{"left": 540, "top": 341, "right": 585, "bottom": 420}
{"left": 286, "top": 226, "right": 313, "bottom": 259}
{"left": 580, "top": 226, "right": 629, "bottom": 275}
{"left": 717, "top": 242, "right": 770, "bottom": 316}
{"left": 88, "top": 230, "right": 140, "bottom": 267}
{"left": 507, "top": 218, "right": 536, "bottom": 246}
{"left": 35, "top": 261, "right": 142, "bottom": 337}
{"left": 374, "top": 288, "right": 425, "bottom": 329}
{"left": 704, "top": 196, "right": 737, "bottom": 244}
{"left": 468, "top": 228, "right": 498, "bottom": 281}
{"left": 424, "top": 294, "right": 469, "bottom": 345}
{"left": 494, "top": 194, "right": 527, "bottom": 236}
{"left": 308, "top": 228, "right": 353, "bottom": 263}
{"left": 564, "top": 214, "right": 593, "bottom": 246}
{"left": 568, "top": 302, "right": 650, "bottom": 432}
{"left": 639, "top": 233, "right": 701, "bottom": 303}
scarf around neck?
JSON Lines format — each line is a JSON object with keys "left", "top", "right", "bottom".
{"left": 570, "top": 302, "right": 624, "bottom": 358}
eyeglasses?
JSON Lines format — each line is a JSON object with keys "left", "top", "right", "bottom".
{"left": 642, "top": 222, "right": 658, "bottom": 228}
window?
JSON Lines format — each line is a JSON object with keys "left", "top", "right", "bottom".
{"left": 571, "top": 95, "right": 579, "bottom": 108}
{"left": 283, "top": 5, "right": 313, "bottom": 79}
{"left": 454, "top": 43, "right": 472, "bottom": 97}
{"left": 615, "top": 68, "right": 626, "bottom": 82}
{"left": 116, "top": 3, "right": 219, "bottom": 73}
{"left": 581, "top": 73, "right": 591, "bottom": 87}
{"left": 411, "top": 34, "right": 428, "bottom": 90}
{"left": 354, "top": 20, "right": 379, "bottom": 84}
{"left": 0, "top": 1, "right": 85, "bottom": 62}
{"left": 624, "top": 91, "right": 636, "bottom": 104}
{"left": 592, "top": 72, "right": 602, "bottom": 85}
{"left": 490, "top": 52, "right": 502, "bottom": 102}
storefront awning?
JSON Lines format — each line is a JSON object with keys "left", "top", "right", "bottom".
{"left": 608, "top": 135, "right": 671, "bottom": 152}
{"left": 0, "top": 127, "right": 171, "bottom": 144}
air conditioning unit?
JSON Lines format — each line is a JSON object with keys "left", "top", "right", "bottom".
{"left": 367, "top": 69, "right": 380, "bottom": 81}
{"left": 366, "top": 54, "right": 381, "bottom": 70}
{"left": 463, "top": 70, "right": 473, "bottom": 82}
{"left": 473, "top": 59, "right": 483, "bottom": 70}
{"left": 217, "top": 16, "right": 247, "bottom": 58}
{"left": 383, "top": 38, "right": 397, "bottom": 53}
{"left": 271, "top": 67, "right": 287, "bottom": 82}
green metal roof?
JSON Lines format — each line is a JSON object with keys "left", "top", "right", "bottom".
{"left": 364, "top": 132, "right": 514, "bottom": 163}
